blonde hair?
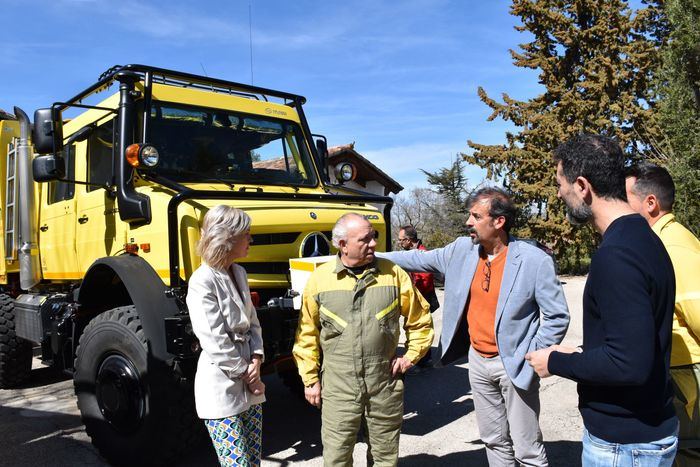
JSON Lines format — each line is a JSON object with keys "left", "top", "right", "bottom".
{"left": 197, "top": 205, "right": 251, "bottom": 270}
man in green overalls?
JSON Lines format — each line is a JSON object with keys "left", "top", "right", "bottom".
{"left": 293, "top": 213, "right": 434, "bottom": 466}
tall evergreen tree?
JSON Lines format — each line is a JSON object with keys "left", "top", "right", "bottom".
{"left": 420, "top": 159, "right": 471, "bottom": 244}
{"left": 465, "top": 0, "right": 668, "bottom": 271}
{"left": 657, "top": 0, "right": 700, "bottom": 235}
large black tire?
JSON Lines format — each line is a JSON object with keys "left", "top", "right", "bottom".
{"left": 74, "top": 306, "right": 203, "bottom": 466}
{"left": 0, "top": 293, "right": 32, "bottom": 388}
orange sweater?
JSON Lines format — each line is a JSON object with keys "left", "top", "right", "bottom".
{"left": 466, "top": 249, "right": 507, "bottom": 357}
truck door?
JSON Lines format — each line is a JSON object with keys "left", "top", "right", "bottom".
{"left": 39, "top": 143, "right": 80, "bottom": 280}
{"left": 75, "top": 118, "right": 124, "bottom": 273}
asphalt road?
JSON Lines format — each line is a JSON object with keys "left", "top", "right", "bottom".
{"left": 0, "top": 276, "right": 586, "bottom": 466}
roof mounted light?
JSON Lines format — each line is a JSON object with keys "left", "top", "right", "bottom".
{"left": 126, "top": 144, "right": 160, "bottom": 169}
{"left": 335, "top": 162, "right": 356, "bottom": 183}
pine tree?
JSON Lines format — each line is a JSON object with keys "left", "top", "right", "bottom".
{"left": 420, "top": 159, "right": 471, "bottom": 244}
{"left": 657, "top": 0, "right": 700, "bottom": 235}
{"left": 465, "top": 0, "right": 668, "bottom": 271}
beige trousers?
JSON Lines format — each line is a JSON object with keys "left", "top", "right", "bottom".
{"left": 468, "top": 347, "right": 548, "bottom": 467}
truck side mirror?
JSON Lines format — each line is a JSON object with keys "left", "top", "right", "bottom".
{"left": 314, "top": 136, "right": 329, "bottom": 181}
{"left": 32, "top": 154, "right": 66, "bottom": 182}
{"left": 316, "top": 138, "right": 328, "bottom": 158}
{"left": 33, "top": 108, "right": 63, "bottom": 155}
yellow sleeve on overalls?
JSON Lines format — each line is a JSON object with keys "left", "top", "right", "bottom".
{"left": 292, "top": 273, "right": 322, "bottom": 386}
{"left": 667, "top": 243, "right": 700, "bottom": 418}
{"left": 672, "top": 250, "right": 700, "bottom": 340}
{"left": 398, "top": 267, "right": 434, "bottom": 364}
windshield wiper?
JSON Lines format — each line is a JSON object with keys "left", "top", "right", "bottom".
{"left": 154, "top": 167, "right": 237, "bottom": 190}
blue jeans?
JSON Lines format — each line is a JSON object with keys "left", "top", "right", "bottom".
{"left": 582, "top": 427, "right": 678, "bottom": 467}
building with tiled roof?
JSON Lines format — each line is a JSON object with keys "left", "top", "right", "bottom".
{"left": 327, "top": 143, "right": 403, "bottom": 196}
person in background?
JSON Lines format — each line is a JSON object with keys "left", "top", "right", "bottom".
{"left": 293, "top": 213, "right": 433, "bottom": 466}
{"left": 397, "top": 225, "right": 440, "bottom": 369}
{"left": 527, "top": 135, "right": 679, "bottom": 467}
{"left": 626, "top": 162, "right": 700, "bottom": 466}
{"left": 186, "top": 205, "right": 265, "bottom": 466}
{"left": 380, "top": 188, "right": 569, "bottom": 466}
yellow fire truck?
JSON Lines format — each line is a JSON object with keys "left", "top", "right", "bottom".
{"left": 0, "top": 64, "right": 392, "bottom": 465}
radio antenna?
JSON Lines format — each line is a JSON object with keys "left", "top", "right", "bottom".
{"left": 200, "top": 63, "right": 213, "bottom": 90}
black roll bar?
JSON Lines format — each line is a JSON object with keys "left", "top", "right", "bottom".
{"left": 56, "top": 64, "right": 307, "bottom": 113}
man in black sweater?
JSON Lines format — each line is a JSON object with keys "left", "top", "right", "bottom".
{"left": 525, "top": 134, "right": 679, "bottom": 466}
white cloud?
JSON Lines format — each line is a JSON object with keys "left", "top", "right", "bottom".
{"left": 99, "top": 2, "right": 361, "bottom": 49}
{"left": 254, "top": 0, "right": 456, "bottom": 54}
{"left": 112, "top": 2, "right": 248, "bottom": 42}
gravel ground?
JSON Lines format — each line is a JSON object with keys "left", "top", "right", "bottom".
{"left": 0, "top": 275, "right": 587, "bottom": 466}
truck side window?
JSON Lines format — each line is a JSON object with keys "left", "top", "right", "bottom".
{"left": 87, "top": 119, "right": 114, "bottom": 192}
{"left": 47, "top": 144, "right": 76, "bottom": 204}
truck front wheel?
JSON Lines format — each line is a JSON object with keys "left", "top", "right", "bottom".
{"left": 74, "top": 305, "right": 202, "bottom": 465}
{"left": 0, "top": 293, "right": 33, "bottom": 388}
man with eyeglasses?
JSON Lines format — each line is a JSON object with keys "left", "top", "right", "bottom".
{"left": 378, "top": 187, "right": 569, "bottom": 466}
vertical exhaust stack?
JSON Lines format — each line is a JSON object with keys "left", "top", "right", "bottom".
{"left": 13, "top": 107, "right": 41, "bottom": 290}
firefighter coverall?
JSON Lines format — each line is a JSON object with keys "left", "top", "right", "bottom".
{"left": 293, "top": 256, "right": 434, "bottom": 467}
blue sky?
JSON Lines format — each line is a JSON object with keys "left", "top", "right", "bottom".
{"left": 0, "top": 0, "right": 543, "bottom": 191}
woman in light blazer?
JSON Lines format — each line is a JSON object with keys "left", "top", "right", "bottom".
{"left": 186, "top": 205, "right": 265, "bottom": 466}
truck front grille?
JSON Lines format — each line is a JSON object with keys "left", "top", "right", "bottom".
{"left": 250, "top": 232, "right": 300, "bottom": 245}
{"left": 239, "top": 262, "right": 291, "bottom": 275}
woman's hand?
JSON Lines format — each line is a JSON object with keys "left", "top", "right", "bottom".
{"left": 243, "top": 354, "right": 262, "bottom": 385}
{"left": 247, "top": 379, "right": 266, "bottom": 396}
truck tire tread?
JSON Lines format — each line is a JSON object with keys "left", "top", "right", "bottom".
{"left": 0, "top": 294, "right": 32, "bottom": 388}
{"left": 74, "top": 305, "right": 203, "bottom": 466}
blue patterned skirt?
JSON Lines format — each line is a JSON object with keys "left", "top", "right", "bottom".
{"left": 205, "top": 404, "right": 263, "bottom": 466}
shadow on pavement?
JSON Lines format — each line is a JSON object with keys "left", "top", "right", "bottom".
{"left": 2, "top": 355, "right": 581, "bottom": 467}
{"left": 0, "top": 405, "right": 105, "bottom": 467}
{"left": 13, "top": 364, "right": 71, "bottom": 389}
{"left": 180, "top": 353, "right": 473, "bottom": 465}
{"left": 178, "top": 374, "right": 322, "bottom": 466}
{"left": 260, "top": 374, "right": 323, "bottom": 465}
{"left": 400, "top": 440, "right": 582, "bottom": 466}
{"left": 402, "top": 354, "right": 473, "bottom": 437}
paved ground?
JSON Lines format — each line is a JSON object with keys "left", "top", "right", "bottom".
{"left": 0, "top": 276, "right": 586, "bottom": 466}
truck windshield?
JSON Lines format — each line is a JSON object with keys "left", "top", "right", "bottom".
{"left": 146, "top": 102, "right": 318, "bottom": 187}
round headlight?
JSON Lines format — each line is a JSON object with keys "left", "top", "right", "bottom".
{"left": 139, "top": 145, "right": 160, "bottom": 168}
{"left": 336, "top": 162, "right": 356, "bottom": 182}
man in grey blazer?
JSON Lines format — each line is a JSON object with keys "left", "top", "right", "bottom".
{"left": 379, "top": 187, "right": 569, "bottom": 466}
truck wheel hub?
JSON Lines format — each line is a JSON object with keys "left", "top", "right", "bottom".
{"left": 96, "top": 355, "right": 145, "bottom": 432}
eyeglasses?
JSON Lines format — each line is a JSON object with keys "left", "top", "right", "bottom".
{"left": 397, "top": 237, "right": 410, "bottom": 244}
{"left": 481, "top": 260, "right": 491, "bottom": 292}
